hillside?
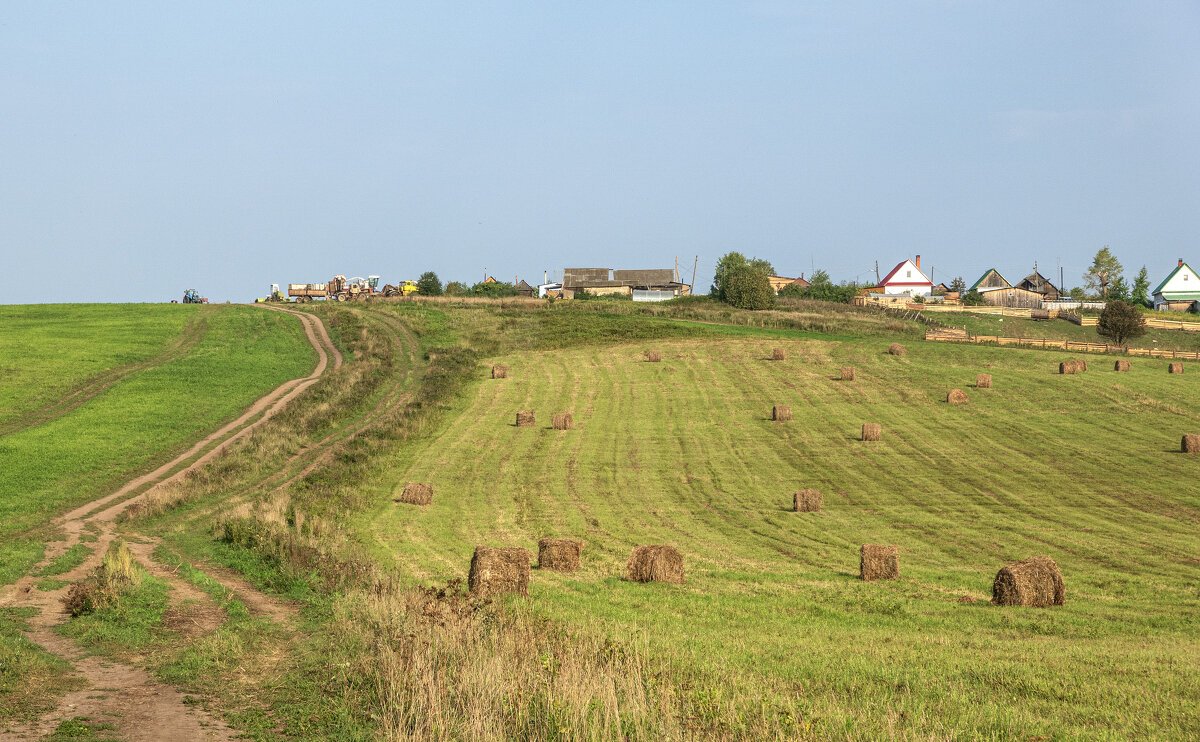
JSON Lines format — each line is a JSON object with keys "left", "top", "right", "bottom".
{"left": 3, "top": 298, "right": 1197, "bottom": 741}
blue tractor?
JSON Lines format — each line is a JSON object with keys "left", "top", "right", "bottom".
{"left": 182, "top": 289, "right": 208, "bottom": 304}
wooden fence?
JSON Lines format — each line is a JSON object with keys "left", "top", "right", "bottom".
{"left": 924, "top": 329, "right": 1200, "bottom": 360}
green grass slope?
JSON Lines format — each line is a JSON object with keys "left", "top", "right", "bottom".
{"left": 0, "top": 305, "right": 315, "bottom": 583}
{"left": 367, "top": 330, "right": 1200, "bottom": 739}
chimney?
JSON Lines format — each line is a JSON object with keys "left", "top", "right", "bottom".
{"left": 1180, "top": 258, "right": 1184, "bottom": 268}
{"left": 915, "top": 254, "right": 921, "bottom": 270}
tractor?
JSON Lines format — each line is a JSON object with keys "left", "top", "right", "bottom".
{"left": 182, "top": 289, "right": 208, "bottom": 304}
{"left": 255, "top": 284, "right": 289, "bottom": 303}
{"left": 381, "top": 280, "right": 419, "bottom": 297}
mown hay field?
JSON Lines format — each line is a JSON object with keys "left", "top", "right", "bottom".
{"left": 368, "top": 333, "right": 1200, "bottom": 739}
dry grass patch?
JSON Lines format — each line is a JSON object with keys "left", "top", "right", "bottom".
{"left": 62, "top": 540, "right": 142, "bottom": 616}
{"left": 992, "top": 555, "right": 1064, "bottom": 607}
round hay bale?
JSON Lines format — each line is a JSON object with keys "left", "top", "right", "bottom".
{"left": 516, "top": 410, "right": 536, "bottom": 427}
{"left": 1059, "top": 361, "right": 1077, "bottom": 375}
{"left": 772, "top": 405, "right": 792, "bottom": 422}
{"left": 1169, "top": 362, "right": 1184, "bottom": 374}
{"left": 976, "top": 373, "right": 992, "bottom": 389}
{"left": 771, "top": 347, "right": 786, "bottom": 361}
{"left": 947, "top": 388, "right": 968, "bottom": 404}
{"left": 645, "top": 350, "right": 662, "bottom": 363}
{"left": 992, "top": 555, "right": 1064, "bottom": 607}
{"left": 1182, "top": 434, "right": 1200, "bottom": 453}
{"left": 888, "top": 343, "right": 906, "bottom": 357}
{"left": 1078, "top": 359, "right": 1088, "bottom": 372}
{"left": 841, "top": 366, "right": 856, "bottom": 381}
{"left": 537, "top": 538, "right": 582, "bottom": 572}
{"left": 1113, "top": 360, "right": 1131, "bottom": 372}
{"left": 793, "top": 489, "right": 823, "bottom": 512}
{"left": 552, "top": 413, "right": 574, "bottom": 430}
{"left": 397, "top": 482, "right": 433, "bottom": 506}
{"left": 468, "top": 546, "right": 531, "bottom": 597}
{"left": 860, "top": 544, "right": 899, "bottom": 581}
{"left": 862, "top": 422, "right": 882, "bottom": 442}
{"left": 625, "top": 545, "right": 684, "bottom": 584}
{"left": 491, "top": 364, "right": 508, "bottom": 379}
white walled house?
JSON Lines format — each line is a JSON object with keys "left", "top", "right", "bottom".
{"left": 1152, "top": 259, "right": 1200, "bottom": 311}
{"left": 878, "top": 256, "right": 933, "bottom": 297}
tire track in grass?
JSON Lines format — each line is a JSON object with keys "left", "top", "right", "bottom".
{"left": 0, "top": 305, "right": 336, "bottom": 742}
{"left": 0, "top": 311, "right": 212, "bottom": 439}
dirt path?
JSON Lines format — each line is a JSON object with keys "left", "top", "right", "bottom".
{"left": 0, "top": 305, "right": 339, "bottom": 742}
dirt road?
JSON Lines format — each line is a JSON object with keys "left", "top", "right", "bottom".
{"left": 0, "top": 305, "right": 340, "bottom": 741}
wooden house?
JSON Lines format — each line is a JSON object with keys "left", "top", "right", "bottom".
{"left": 969, "top": 269, "right": 1011, "bottom": 292}
{"left": 515, "top": 279, "right": 536, "bottom": 298}
{"left": 1152, "top": 259, "right": 1200, "bottom": 311}
{"left": 1015, "top": 271, "right": 1061, "bottom": 301}
{"left": 977, "top": 285, "right": 1044, "bottom": 308}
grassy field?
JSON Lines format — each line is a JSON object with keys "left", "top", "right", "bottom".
{"left": 10, "top": 299, "right": 1198, "bottom": 740}
{"left": 361, "top": 323, "right": 1199, "bottom": 739}
{"left": 0, "top": 304, "right": 315, "bottom": 584}
{"left": 0, "top": 304, "right": 199, "bottom": 429}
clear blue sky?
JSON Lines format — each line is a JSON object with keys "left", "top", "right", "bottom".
{"left": 3, "top": 2, "right": 1198, "bottom": 302}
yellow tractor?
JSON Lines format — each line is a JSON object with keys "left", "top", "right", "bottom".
{"left": 381, "top": 280, "right": 419, "bottom": 297}
{"left": 255, "top": 284, "right": 289, "bottom": 303}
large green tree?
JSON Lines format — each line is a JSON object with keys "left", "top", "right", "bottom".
{"left": 1131, "top": 266, "right": 1151, "bottom": 307}
{"left": 724, "top": 268, "right": 775, "bottom": 310}
{"left": 416, "top": 271, "right": 443, "bottom": 296}
{"left": 1084, "top": 246, "right": 1124, "bottom": 298}
{"left": 711, "top": 252, "right": 775, "bottom": 301}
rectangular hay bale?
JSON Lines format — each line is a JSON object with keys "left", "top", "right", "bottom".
{"left": 491, "top": 364, "right": 508, "bottom": 379}
{"left": 468, "top": 546, "right": 531, "bottom": 597}
{"left": 772, "top": 405, "right": 792, "bottom": 422}
{"left": 860, "top": 544, "right": 899, "bottom": 581}
{"left": 793, "top": 489, "right": 823, "bottom": 512}
{"left": 397, "top": 482, "right": 433, "bottom": 506}
{"left": 537, "top": 538, "right": 583, "bottom": 571}
{"left": 516, "top": 410, "right": 536, "bottom": 427}
{"left": 772, "top": 347, "right": 786, "bottom": 361}
{"left": 862, "top": 422, "right": 882, "bottom": 441}
{"left": 841, "top": 366, "right": 856, "bottom": 381}
{"left": 625, "top": 545, "right": 684, "bottom": 584}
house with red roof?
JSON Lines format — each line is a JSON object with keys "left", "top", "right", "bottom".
{"left": 878, "top": 255, "right": 933, "bottom": 297}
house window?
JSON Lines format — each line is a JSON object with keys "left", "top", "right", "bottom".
{"left": 906, "top": 271, "right": 911, "bottom": 278}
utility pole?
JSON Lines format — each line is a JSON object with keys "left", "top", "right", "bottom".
{"left": 691, "top": 256, "right": 698, "bottom": 295}
{"left": 874, "top": 260, "right": 880, "bottom": 284}
{"left": 675, "top": 255, "right": 679, "bottom": 283}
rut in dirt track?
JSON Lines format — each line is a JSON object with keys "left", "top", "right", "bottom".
{"left": 0, "top": 305, "right": 339, "bottom": 742}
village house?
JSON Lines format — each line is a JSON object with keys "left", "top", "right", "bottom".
{"left": 877, "top": 256, "right": 933, "bottom": 297}
{"left": 560, "top": 268, "right": 691, "bottom": 299}
{"left": 967, "top": 269, "right": 1043, "bottom": 308}
{"left": 766, "top": 274, "right": 811, "bottom": 294}
{"left": 1015, "top": 271, "right": 1061, "bottom": 301}
{"left": 1152, "top": 259, "right": 1200, "bottom": 311}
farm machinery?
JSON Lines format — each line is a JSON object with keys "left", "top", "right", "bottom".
{"left": 182, "top": 289, "right": 208, "bottom": 304}
{"left": 254, "top": 284, "right": 289, "bottom": 303}
{"left": 288, "top": 274, "right": 419, "bottom": 302}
